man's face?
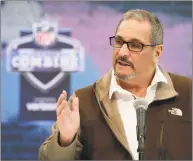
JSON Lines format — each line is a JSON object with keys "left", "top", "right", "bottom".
{"left": 112, "top": 19, "right": 161, "bottom": 81}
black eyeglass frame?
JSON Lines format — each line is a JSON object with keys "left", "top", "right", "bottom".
{"left": 109, "top": 36, "right": 160, "bottom": 52}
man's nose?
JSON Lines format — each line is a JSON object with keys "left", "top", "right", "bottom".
{"left": 118, "top": 43, "right": 131, "bottom": 56}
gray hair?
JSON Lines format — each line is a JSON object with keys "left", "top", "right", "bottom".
{"left": 115, "top": 9, "right": 163, "bottom": 45}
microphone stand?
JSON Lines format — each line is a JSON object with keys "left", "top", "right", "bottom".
{"left": 136, "top": 108, "right": 146, "bottom": 160}
{"left": 137, "top": 134, "right": 145, "bottom": 160}
{"left": 134, "top": 99, "right": 148, "bottom": 160}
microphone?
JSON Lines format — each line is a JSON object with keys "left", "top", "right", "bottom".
{"left": 133, "top": 98, "right": 148, "bottom": 160}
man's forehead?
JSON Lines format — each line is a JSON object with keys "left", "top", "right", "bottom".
{"left": 118, "top": 19, "right": 151, "bottom": 30}
{"left": 116, "top": 19, "right": 151, "bottom": 42}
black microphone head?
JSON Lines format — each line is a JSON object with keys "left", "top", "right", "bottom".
{"left": 133, "top": 98, "right": 148, "bottom": 110}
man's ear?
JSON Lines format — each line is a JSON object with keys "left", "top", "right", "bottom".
{"left": 153, "top": 45, "right": 163, "bottom": 63}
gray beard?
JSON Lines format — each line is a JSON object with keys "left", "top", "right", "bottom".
{"left": 114, "top": 70, "right": 136, "bottom": 81}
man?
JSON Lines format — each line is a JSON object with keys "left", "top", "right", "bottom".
{"left": 39, "top": 9, "right": 192, "bottom": 160}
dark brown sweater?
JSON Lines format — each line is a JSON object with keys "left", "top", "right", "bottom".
{"left": 39, "top": 70, "right": 192, "bottom": 160}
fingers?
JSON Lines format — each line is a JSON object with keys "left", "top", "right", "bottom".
{"left": 57, "top": 100, "right": 69, "bottom": 118}
{"left": 71, "top": 97, "right": 79, "bottom": 112}
{"left": 56, "top": 90, "right": 68, "bottom": 117}
{"left": 56, "top": 91, "right": 79, "bottom": 119}
{"left": 57, "top": 97, "right": 79, "bottom": 116}
{"left": 57, "top": 90, "right": 67, "bottom": 107}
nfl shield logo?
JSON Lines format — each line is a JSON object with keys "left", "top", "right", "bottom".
{"left": 6, "top": 20, "right": 85, "bottom": 92}
{"left": 33, "top": 20, "right": 57, "bottom": 47}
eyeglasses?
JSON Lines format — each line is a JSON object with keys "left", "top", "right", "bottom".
{"left": 109, "top": 36, "right": 158, "bottom": 52}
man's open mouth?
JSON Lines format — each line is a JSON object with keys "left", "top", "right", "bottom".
{"left": 117, "top": 60, "right": 130, "bottom": 66}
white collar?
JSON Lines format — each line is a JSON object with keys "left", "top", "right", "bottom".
{"left": 109, "top": 64, "right": 168, "bottom": 99}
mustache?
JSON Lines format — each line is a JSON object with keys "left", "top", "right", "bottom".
{"left": 115, "top": 56, "right": 135, "bottom": 69}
